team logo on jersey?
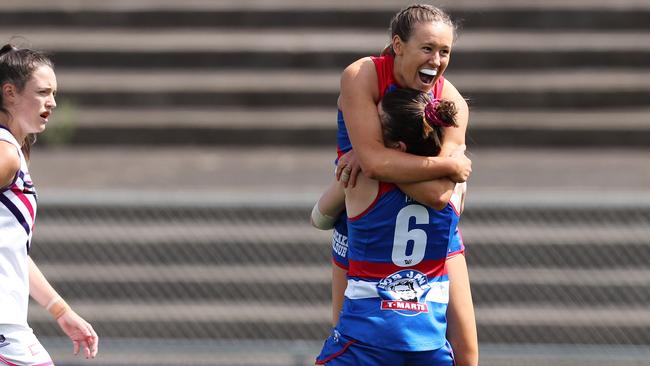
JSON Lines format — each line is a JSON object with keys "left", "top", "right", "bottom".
{"left": 332, "top": 229, "right": 348, "bottom": 258}
{"left": 377, "top": 269, "right": 430, "bottom": 316}
{"left": 0, "top": 334, "right": 9, "bottom": 348}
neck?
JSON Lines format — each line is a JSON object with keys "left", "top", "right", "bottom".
{"left": 392, "top": 56, "right": 407, "bottom": 87}
{"left": 1, "top": 118, "right": 25, "bottom": 145}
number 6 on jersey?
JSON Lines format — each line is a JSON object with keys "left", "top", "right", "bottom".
{"left": 391, "top": 204, "right": 429, "bottom": 267}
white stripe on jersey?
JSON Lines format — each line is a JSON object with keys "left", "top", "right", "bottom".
{"left": 345, "top": 279, "right": 450, "bottom": 304}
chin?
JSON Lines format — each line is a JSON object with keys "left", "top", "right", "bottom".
{"left": 416, "top": 84, "right": 433, "bottom": 92}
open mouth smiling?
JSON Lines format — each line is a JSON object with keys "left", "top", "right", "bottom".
{"left": 419, "top": 68, "right": 437, "bottom": 84}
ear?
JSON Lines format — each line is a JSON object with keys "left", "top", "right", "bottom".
{"left": 396, "top": 141, "right": 407, "bottom": 152}
{"left": 1, "top": 83, "right": 16, "bottom": 104}
{"left": 391, "top": 35, "right": 404, "bottom": 56}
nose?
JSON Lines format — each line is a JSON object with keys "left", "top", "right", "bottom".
{"left": 430, "top": 53, "right": 441, "bottom": 67}
{"left": 46, "top": 95, "right": 56, "bottom": 109}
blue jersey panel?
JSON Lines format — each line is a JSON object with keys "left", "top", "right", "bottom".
{"left": 448, "top": 227, "right": 465, "bottom": 256}
{"left": 332, "top": 213, "right": 349, "bottom": 269}
{"left": 336, "top": 109, "right": 352, "bottom": 156}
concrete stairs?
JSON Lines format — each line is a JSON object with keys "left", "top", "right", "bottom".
{"left": 0, "top": 1, "right": 649, "bottom": 147}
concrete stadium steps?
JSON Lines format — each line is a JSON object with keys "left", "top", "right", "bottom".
{"left": 31, "top": 266, "right": 650, "bottom": 306}
{"left": 0, "top": 8, "right": 649, "bottom": 30}
{"left": 26, "top": 306, "right": 650, "bottom": 345}
{"left": 39, "top": 68, "right": 650, "bottom": 147}
{"left": 30, "top": 233, "right": 650, "bottom": 268}
{"left": 27, "top": 195, "right": 650, "bottom": 345}
{"left": 1, "top": 6, "right": 649, "bottom": 149}
{"left": 5, "top": 30, "right": 648, "bottom": 70}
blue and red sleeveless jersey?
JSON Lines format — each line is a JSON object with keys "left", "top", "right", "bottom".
{"left": 337, "top": 183, "right": 460, "bottom": 351}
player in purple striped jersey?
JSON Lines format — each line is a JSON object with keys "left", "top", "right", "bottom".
{"left": 0, "top": 44, "right": 98, "bottom": 365}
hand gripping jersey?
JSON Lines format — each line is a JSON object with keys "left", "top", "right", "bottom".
{"left": 338, "top": 183, "right": 461, "bottom": 351}
{"left": 0, "top": 126, "right": 38, "bottom": 326}
{"left": 332, "top": 54, "right": 464, "bottom": 270}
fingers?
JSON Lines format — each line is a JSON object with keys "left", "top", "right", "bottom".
{"left": 73, "top": 340, "right": 80, "bottom": 355}
{"left": 339, "top": 166, "right": 352, "bottom": 187}
{"left": 347, "top": 164, "right": 361, "bottom": 188}
{"left": 336, "top": 158, "right": 351, "bottom": 180}
{"left": 88, "top": 324, "right": 99, "bottom": 358}
{"left": 80, "top": 323, "right": 98, "bottom": 359}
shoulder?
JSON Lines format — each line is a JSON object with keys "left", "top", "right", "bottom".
{"left": 441, "top": 78, "right": 468, "bottom": 111}
{"left": 340, "top": 57, "right": 380, "bottom": 102}
{"left": 341, "top": 57, "right": 378, "bottom": 85}
{"left": 0, "top": 140, "right": 20, "bottom": 188}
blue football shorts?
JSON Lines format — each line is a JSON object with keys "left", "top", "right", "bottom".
{"left": 316, "top": 329, "right": 455, "bottom": 366}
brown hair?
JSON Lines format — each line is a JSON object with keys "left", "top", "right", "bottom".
{"left": 380, "top": 88, "right": 457, "bottom": 157}
{"left": 381, "top": 4, "right": 456, "bottom": 56}
{"left": 0, "top": 43, "right": 54, "bottom": 159}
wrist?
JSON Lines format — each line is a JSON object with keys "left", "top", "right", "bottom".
{"left": 46, "top": 296, "right": 70, "bottom": 319}
{"left": 445, "top": 156, "right": 460, "bottom": 176}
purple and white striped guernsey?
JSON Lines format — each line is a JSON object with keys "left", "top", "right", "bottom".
{"left": 0, "top": 125, "right": 37, "bottom": 326}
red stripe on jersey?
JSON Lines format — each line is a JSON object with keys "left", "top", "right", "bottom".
{"left": 337, "top": 144, "right": 344, "bottom": 160}
{"left": 371, "top": 54, "right": 395, "bottom": 97}
{"left": 348, "top": 258, "right": 447, "bottom": 279}
{"left": 11, "top": 186, "right": 35, "bottom": 221}
{"left": 332, "top": 258, "right": 349, "bottom": 270}
{"left": 0, "top": 355, "right": 21, "bottom": 366}
{"left": 315, "top": 339, "right": 357, "bottom": 365}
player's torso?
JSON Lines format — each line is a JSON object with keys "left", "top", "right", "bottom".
{"left": 338, "top": 184, "right": 458, "bottom": 351}
{"left": 0, "top": 126, "right": 38, "bottom": 326}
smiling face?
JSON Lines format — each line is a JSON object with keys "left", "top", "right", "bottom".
{"left": 392, "top": 21, "right": 454, "bottom": 92}
{"left": 3, "top": 64, "right": 57, "bottom": 140}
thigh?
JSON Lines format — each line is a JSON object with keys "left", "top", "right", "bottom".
{"left": 0, "top": 324, "right": 54, "bottom": 366}
{"left": 406, "top": 341, "right": 455, "bottom": 366}
{"left": 316, "top": 329, "right": 404, "bottom": 366}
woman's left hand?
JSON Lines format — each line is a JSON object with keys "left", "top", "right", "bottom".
{"left": 56, "top": 310, "right": 99, "bottom": 359}
{"left": 336, "top": 150, "right": 362, "bottom": 188}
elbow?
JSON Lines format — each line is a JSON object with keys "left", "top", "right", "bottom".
{"left": 311, "top": 203, "right": 336, "bottom": 230}
{"left": 430, "top": 198, "right": 449, "bottom": 211}
{"left": 427, "top": 192, "right": 452, "bottom": 211}
{"left": 359, "top": 160, "right": 386, "bottom": 181}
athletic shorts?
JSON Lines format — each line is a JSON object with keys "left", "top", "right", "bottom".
{"left": 0, "top": 324, "right": 54, "bottom": 366}
{"left": 315, "top": 329, "right": 455, "bottom": 366}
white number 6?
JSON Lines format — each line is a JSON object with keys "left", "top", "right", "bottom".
{"left": 391, "top": 205, "right": 428, "bottom": 267}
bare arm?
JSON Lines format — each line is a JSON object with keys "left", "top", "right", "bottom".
{"left": 29, "top": 257, "right": 99, "bottom": 359}
{"left": 331, "top": 263, "right": 348, "bottom": 326}
{"left": 0, "top": 141, "right": 20, "bottom": 188}
{"left": 446, "top": 255, "right": 479, "bottom": 366}
{"left": 311, "top": 178, "right": 346, "bottom": 230}
{"left": 396, "top": 141, "right": 468, "bottom": 211}
{"left": 440, "top": 79, "right": 469, "bottom": 156}
{"left": 339, "top": 58, "right": 470, "bottom": 183}
{"left": 397, "top": 178, "right": 455, "bottom": 211}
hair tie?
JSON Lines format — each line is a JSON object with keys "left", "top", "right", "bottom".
{"left": 0, "top": 44, "right": 17, "bottom": 57}
{"left": 424, "top": 99, "right": 453, "bottom": 128}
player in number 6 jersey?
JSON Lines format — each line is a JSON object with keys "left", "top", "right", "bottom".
{"left": 315, "top": 88, "right": 464, "bottom": 365}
